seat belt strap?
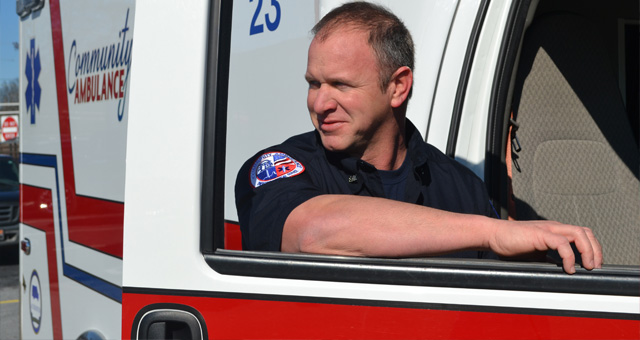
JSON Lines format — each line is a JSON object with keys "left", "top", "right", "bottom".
{"left": 506, "top": 113, "right": 520, "bottom": 220}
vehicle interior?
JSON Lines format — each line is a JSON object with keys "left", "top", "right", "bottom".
{"left": 494, "top": 0, "right": 639, "bottom": 266}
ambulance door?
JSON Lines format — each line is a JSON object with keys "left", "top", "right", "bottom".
{"left": 213, "top": 0, "right": 639, "bottom": 337}
{"left": 122, "top": 0, "right": 640, "bottom": 339}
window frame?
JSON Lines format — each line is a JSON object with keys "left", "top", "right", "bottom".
{"left": 201, "top": 0, "right": 233, "bottom": 254}
{"left": 199, "top": 0, "right": 640, "bottom": 317}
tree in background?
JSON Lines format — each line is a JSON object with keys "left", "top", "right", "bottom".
{"left": 0, "top": 79, "right": 19, "bottom": 112}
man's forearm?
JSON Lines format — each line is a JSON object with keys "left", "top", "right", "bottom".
{"left": 282, "top": 194, "right": 494, "bottom": 257}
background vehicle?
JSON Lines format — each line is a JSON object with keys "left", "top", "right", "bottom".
{"left": 18, "top": 0, "right": 639, "bottom": 339}
{"left": 0, "top": 154, "right": 19, "bottom": 247}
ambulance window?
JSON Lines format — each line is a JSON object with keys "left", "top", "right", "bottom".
{"left": 217, "top": 0, "right": 493, "bottom": 254}
{"left": 202, "top": 0, "right": 639, "bottom": 297}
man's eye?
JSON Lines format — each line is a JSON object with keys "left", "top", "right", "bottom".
{"left": 308, "top": 81, "right": 320, "bottom": 89}
{"left": 333, "top": 82, "right": 350, "bottom": 90}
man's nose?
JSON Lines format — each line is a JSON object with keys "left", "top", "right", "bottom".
{"left": 313, "top": 85, "right": 337, "bottom": 114}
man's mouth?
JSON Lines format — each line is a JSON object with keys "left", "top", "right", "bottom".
{"left": 319, "top": 120, "right": 346, "bottom": 133}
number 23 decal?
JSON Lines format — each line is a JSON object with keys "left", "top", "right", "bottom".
{"left": 250, "top": 0, "right": 281, "bottom": 35}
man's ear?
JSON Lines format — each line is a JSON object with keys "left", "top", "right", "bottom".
{"left": 389, "top": 66, "right": 413, "bottom": 108}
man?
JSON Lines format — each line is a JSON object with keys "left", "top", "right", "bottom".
{"left": 235, "top": 2, "right": 602, "bottom": 274}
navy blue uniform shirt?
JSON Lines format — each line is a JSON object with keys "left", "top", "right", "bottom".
{"left": 235, "top": 120, "right": 495, "bottom": 256}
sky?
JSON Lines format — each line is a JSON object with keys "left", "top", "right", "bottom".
{"left": 0, "top": 0, "right": 20, "bottom": 83}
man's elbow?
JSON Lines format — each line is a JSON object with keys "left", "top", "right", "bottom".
{"left": 281, "top": 198, "right": 325, "bottom": 253}
{"left": 281, "top": 196, "right": 364, "bottom": 256}
{"left": 281, "top": 217, "right": 322, "bottom": 253}
{"left": 283, "top": 223, "right": 367, "bottom": 256}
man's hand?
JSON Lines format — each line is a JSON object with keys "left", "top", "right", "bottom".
{"left": 489, "top": 220, "right": 603, "bottom": 274}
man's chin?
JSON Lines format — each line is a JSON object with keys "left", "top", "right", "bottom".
{"left": 321, "top": 143, "right": 347, "bottom": 153}
{"left": 319, "top": 136, "right": 362, "bottom": 156}
{"left": 319, "top": 136, "right": 348, "bottom": 153}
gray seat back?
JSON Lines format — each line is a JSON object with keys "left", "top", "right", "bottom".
{"left": 510, "top": 13, "right": 640, "bottom": 265}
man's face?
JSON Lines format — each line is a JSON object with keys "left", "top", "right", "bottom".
{"left": 305, "top": 29, "right": 396, "bottom": 156}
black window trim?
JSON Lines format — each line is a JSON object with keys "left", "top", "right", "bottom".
{"left": 207, "top": 249, "right": 639, "bottom": 298}
{"left": 446, "top": 0, "right": 491, "bottom": 158}
{"left": 201, "top": 0, "right": 232, "bottom": 254}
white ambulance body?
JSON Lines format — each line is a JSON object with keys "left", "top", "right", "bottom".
{"left": 19, "top": 0, "right": 130, "bottom": 338}
{"left": 18, "top": 0, "right": 639, "bottom": 339}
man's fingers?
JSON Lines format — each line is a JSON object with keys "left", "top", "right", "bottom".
{"left": 547, "top": 234, "right": 577, "bottom": 274}
{"left": 584, "top": 227, "right": 603, "bottom": 268}
{"left": 569, "top": 226, "right": 596, "bottom": 270}
{"left": 546, "top": 224, "right": 602, "bottom": 272}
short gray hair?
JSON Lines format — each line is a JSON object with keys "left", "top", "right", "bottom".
{"left": 312, "top": 2, "right": 415, "bottom": 93}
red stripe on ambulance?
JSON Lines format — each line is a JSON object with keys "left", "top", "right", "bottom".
{"left": 122, "top": 291, "right": 640, "bottom": 339}
{"left": 21, "top": 184, "right": 64, "bottom": 339}
{"left": 49, "top": 0, "right": 124, "bottom": 258}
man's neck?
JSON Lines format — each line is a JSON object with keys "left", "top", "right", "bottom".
{"left": 360, "top": 128, "right": 407, "bottom": 171}
{"left": 363, "top": 145, "right": 407, "bottom": 171}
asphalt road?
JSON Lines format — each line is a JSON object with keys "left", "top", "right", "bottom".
{"left": 0, "top": 245, "right": 19, "bottom": 340}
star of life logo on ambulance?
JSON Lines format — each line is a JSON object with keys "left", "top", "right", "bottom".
{"left": 250, "top": 152, "right": 305, "bottom": 188}
{"left": 66, "top": 8, "right": 133, "bottom": 122}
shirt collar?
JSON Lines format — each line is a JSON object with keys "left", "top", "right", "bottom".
{"left": 405, "top": 119, "right": 429, "bottom": 170}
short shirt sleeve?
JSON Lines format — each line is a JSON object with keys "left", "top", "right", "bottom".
{"left": 235, "top": 151, "right": 324, "bottom": 251}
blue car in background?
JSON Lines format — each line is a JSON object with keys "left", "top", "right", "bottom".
{"left": 0, "top": 154, "right": 19, "bottom": 247}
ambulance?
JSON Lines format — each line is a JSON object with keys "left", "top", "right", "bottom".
{"left": 17, "top": 0, "right": 639, "bottom": 338}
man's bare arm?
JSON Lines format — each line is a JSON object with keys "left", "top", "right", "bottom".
{"left": 282, "top": 195, "right": 603, "bottom": 274}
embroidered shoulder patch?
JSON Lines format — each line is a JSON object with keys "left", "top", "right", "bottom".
{"left": 250, "top": 152, "right": 305, "bottom": 188}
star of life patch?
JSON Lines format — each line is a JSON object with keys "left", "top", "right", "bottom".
{"left": 250, "top": 152, "right": 305, "bottom": 188}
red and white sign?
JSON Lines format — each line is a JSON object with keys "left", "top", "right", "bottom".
{"left": 1, "top": 115, "right": 19, "bottom": 142}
